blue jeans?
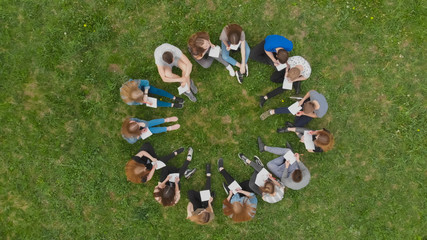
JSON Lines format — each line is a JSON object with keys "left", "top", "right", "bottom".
{"left": 221, "top": 41, "right": 250, "bottom": 66}
{"left": 148, "top": 85, "right": 174, "bottom": 108}
{"left": 147, "top": 118, "right": 167, "bottom": 134}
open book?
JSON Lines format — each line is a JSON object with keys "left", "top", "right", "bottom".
{"left": 255, "top": 168, "right": 270, "bottom": 187}
{"left": 229, "top": 42, "right": 241, "bottom": 51}
{"left": 155, "top": 160, "right": 166, "bottom": 170}
{"left": 178, "top": 84, "right": 189, "bottom": 95}
{"left": 228, "top": 181, "right": 242, "bottom": 194}
{"left": 208, "top": 46, "right": 220, "bottom": 58}
{"left": 167, "top": 173, "right": 179, "bottom": 182}
{"left": 276, "top": 63, "right": 287, "bottom": 71}
{"left": 288, "top": 101, "right": 302, "bottom": 115}
{"left": 145, "top": 97, "right": 158, "bottom": 108}
{"left": 284, "top": 151, "right": 296, "bottom": 165}
{"left": 282, "top": 77, "right": 293, "bottom": 90}
{"left": 199, "top": 190, "right": 211, "bottom": 202}
{"left": 303, "top": 131, "right": 315, "bottom": 150}
{"left": 140, "top": 128, "right": 153, "bottom": 140}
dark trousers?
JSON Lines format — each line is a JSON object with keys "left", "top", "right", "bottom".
{"left": 275, "top": 98, "right": 312, "bottom": 127}
{"left": 249, "top": 40, "right": 275, "bottom": 66}
{"left": 187, "top": 176, "right": 212, "bottom": 210}
{"left": 139, "top": 142, "right": 177, "bottom": 165}
{"left": 268, "top": 69, "right": 301, "bottom": 96}
{"left": 159, "top": 160, "right": 190, "bottom": 189}
{"left": 248, "top": 162, "right": 264, "bottom": 196}
{"left": 220, "top": 169, "right": 252, "bottom": 196}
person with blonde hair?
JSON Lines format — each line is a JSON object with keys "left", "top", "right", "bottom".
{"left": 125, "top": 142, "right": 185, "bottom": 184}
{"left": 276, "top": 126, "right": 335, "bottom": 153}
{"left": 187, "top": 31, "right": 235, "bottom": 76}
{"left": 217, "top": 158, "right": 257, "bottom": 223}
{"left": 120, "top": 79, "right": 184, "bottom": 108}
{"left": 121, "top": 117, "right": 180, "bottom": 144}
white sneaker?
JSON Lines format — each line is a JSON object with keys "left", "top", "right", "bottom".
{"left": 226, "top": 65, "right": 235, "bottom": 77}
{"left": 245, "top": 64, "right": 249, "bottom": 77}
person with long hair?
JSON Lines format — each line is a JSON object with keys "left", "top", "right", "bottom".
{"left": 217, "top": 158, "right": 257, "bottom": 222}
{"left": 257, "top": 138, "right": 310, "bottom": 190}
{"left": 125, "top": 142, "right": 185, "bottom": 184}
{"left": 186, "top": 164, "right": 215, "bottom": 225}
{"left": 120, "top": 79, "right": 184, "bottom": 108}
{"left": 121, "top": 117, "right": 180, "bottom": 144}
{"left": 153, "top": 148, "right": 196, "bottom": 207}
{"left": 154, "top": 43, "right": 197, "bottom": 102}
{"left": 275, "top": 127, "right": 335, "bottom": 153}
{"left": 187, "top": 32, "right": 235, "bottom": 76}
{"left": 238, "top": 154, "right": 285, "bottom": 203}
{"left": 219, "top": 24, "right": 251, "bottom": 84}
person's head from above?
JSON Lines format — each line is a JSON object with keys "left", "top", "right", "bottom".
{"left": 121, "top": 118, "right": 143, "bottom": 137}
{"left": 192, "top": 210, "right": 213, "bottom": 225}
{"left": 260, "top": 181, "right": 275, "bottom": 195}
{"left": 315, "top": 129, "right": 334, "bottom": 152}
{"left": 154, "top": 185, "right": 176, "bottom": 206}
{"left": 277, "top": 49, "right": 289, "bottom": 64}
{"left": 223, "top": 198, "right": 255, "bottom": 222}
{"left": 188, "top": 32, "right": 210, "bottom": 56}
{"left": 287, "top": 67, "right": 301, "bottom": 81}
{"left": 162, "top": 51, "right": 174, "bottom": 64}
{"left": 303, "top": 101, "right": 316, "bottom": 114}
{"left": 120, "top": 81, "right": 144, "bottom": 104}
{"left": 227, "top": 24, "right": 243, "bottom": 45}
{"left": 125, "top": 160, "right": 149, "bottom": 183}
{"left": 292, "top": 169, "right": 302, "bottom": 183}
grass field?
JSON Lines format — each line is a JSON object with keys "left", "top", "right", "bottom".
{"left": 0, "top": 0, "right": 426, "bottom": 239}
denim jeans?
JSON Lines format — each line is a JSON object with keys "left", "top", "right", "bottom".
{"left": 221, "top": 41, "right": 250, "bottom": 66}
{"left": 148, "top": 85, "right": 174, "bottom": 107}
{"left": 147, "top": 118, "right": 167, "bottom": 134}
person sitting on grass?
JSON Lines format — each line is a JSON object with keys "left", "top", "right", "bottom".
{"left": 186, "top": 164, "right": 215, "bottom": 225}
{"left": 187, "top": 31, "right": 235, "bottom": 76}
{"left": 260, "top": 90, "right": 328, "bottom": 128}
{"left": 120, "top": 79, "right": 184, "bottom": 108}
{"left": 219, "top": 24, "right": 250, "bottom": 84}
{"left": 218, "top": 158, "right": 257, "bottom": 223}
{"left": 257, "top": 137, "right": 310, "bottom": 190}
{"left": 121, "top": 117, "right": 180, "bottom": 144}
{"left": 249, "top": 34, "right": 293, "bottom": 67}
{"left": 155, "top": 43, "right": 197, "bottom": 102}
{"left": 276, "top": 126, "right": 335, "bottom": 153}
{"left": 238, "top": 154, "right": 285, "bottom": 204}
{"left": 125, "top": 142, "right": 184, "bottom": 184}
{"left": 154, "top": 148, "right": 196, "bottom": 207}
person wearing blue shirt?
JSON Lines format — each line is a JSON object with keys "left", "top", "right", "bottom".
{"left": 249, "top": 34, "right": 293, "bottom": 66}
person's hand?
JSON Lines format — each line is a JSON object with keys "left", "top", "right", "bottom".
{"left": 274, "top": 60, "right": 280, "bottom": 66}
{"left": 141, "top": 128, "right": 148, "bottom": 133}
{"left": 298, "top": 99, "right": 304, "bottom": 106}
{"left": 209, "top": 197, "right": 213, "bottom": 203}
{"left": 285, "top": 160, "right": 290, "bottom": 168}
{"left": 166, "top": 175, "right": 171, "bottom": 180}
{"left": 228, "top": 190, "right": 233, "bottom": 196}
{"left": 295, "top": 153, "right": 300, "bottom": 162}
{"left": 309, "top": 131, "right": 315, "bottom": 135}
{"left": 296, "top": 111, "right": 303, "bottom": 116}
{"left": 239, "top": 65, "right": 245, "bottom": 74}
{"left": 175, "top": 177, "right": 180, "bottom": 183}
{"left": 226, "top": 46, "right": 231, "bottom": 51}
{"left": 143, "top": 95, "right": 148, "bottom": 102}
{"left": 152, "top": 158, "right": 158, "bottom": 162}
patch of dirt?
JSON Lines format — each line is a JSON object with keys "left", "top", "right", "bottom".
{"left": 343, "top": 63, "right": 355, "bottom": 72}
{"left": 221, "top": 116, "right": 231, "bottom": 124}
{"left": 108, "top": 64, "right": 123, "bottom": 74}
{"left": 364, "top": 175, "right": 373, "bottom": 181}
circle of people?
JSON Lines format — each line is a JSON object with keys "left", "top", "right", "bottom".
{"left": 120, "top": 24, "right": 335, "bottom": 224}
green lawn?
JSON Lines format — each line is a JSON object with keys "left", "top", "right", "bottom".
{"left": 1, "top": 0, "right": 425, "bottom": 239}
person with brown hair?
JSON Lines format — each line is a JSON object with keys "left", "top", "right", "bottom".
{"left": 257, "top": 137, "right": 310, "bottom": 190}
{"left": 121, "top": 117, "right": 180, "bottom": 144}
{"left": 217, "top": 158, "right": 258, "bottom": 222}
{"left": 154, "top": 148, "right": 196, "bottom": 207}
{"left": 120, "top": 79, "right": 184, "bottom": 108}
{"left": 154, "top": 43, "right": 197, "bottom": 102}
{"left": 125, "top": 142, "right": 185, "bottom": 184}
{"left": 276, "top": 126, "right": 335, "bottom": 153}
{"left": 186, "top": 164, "right": 215, "bottom": 225}
{"left": 219, "top": 24, "right": 251, "bottom": 84}
{"left": 249, "top": 35, "right": 293, "bottom": 66}
{"left": 238, "top": 154, "right": 285, "bottom": 204}
{"left": 187, "top": 32, "right": 235, "bottom": 76}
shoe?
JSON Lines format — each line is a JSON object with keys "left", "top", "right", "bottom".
{"left": 226, "top": 65, "right": 235, "bottom": 77}
{"left": 238, "top": 153, "right": 249, "bottom": 165}
{"left": 187, "top": 147, "right": 193, "bottom": 160}
{"left": 217, "top": 158, "right": 223, "bottom": 171}
{"left": 222, "top": 182, "right": 229, "bottom": 194}
{"left": 184, "top": 91, "right": 197, "bottom": 102}
{"left": 245, "top": 64, "right": 249, "bottom": 77}
{"left": 286, "top": 142, "right": 294, "bottom": 152}
{"left": 285, "top": 121, "right": 295, "bottom": 128}
{"left": 254, "top": 155, "right": 264, "bottom": 167}
{"left": 174, "top": 147, "right": 185, "bottom": 155}
{"left": 294, "top": 81, "right": 301, "bottom": 95}
{"left": 174, "top": 96, "right": 185, "bottom": 104}
{"left": 260, "top": 110, "right": 272, "bottom": 120}
{"left": 259, "top": 96, "right": 266, "bottom": 108}
{"left": 172, "top": 102, "right": 184, "bottom": 109}
{"left": 206, "top": 164, "right": 211, "bottom": 175}
{"left": 277, "top": 127, "right": 289, "bottom": 133}
{"left": 184, "top": 168, "right": 197, "bottom": 179}
{"left": 257, "top": 137, "right": 265, "bottom": 153}
{"left": 236, "top": 71, "right": 244, "bottom": 84}
{"left": 190, "top": 79, "right": 198, "bottom": 94}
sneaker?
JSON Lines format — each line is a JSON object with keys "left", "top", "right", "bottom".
{"left": 174, "top": 147, "right": 185, "bottom": 155}
{"left": 187, "top": 147, "right": 193, "bottom": 161}
{"left": 217, "top": 158, "right": 223, "bottom": 171}
{"left": 285, "top": 121, "right": 295, "bottom": 128}
{"left": 174, "top": 96, "right": 185, "bottom": 104}
{"left": 184, "top": 168, "right": 197, "bottom": 179}
{"left": 206, "top": 164, "right": 211, "bottom": 175}
{"left": 222, "top": 182, "right": 229, "bottom": 194}
{"left": 226, "top": 66, "right": 235, "bottom": 77}
{"left": 277, "top": 127, "right": 289, "bottom": 133}
{"left": 245, "top": 64, "right": 249, "bottom": 77}
{"left": 172, "top": 102, "right": 184, "bottom": 109}
{"left": 260, "top": 110, "right": 272, "bottom": 120}
{"left": 190, "top": 79, "right": 198, "bottom": 94}
{"left": 257, "top": 137, "right": 265, "bottom": 153}
{"left": 286, "top": 142, "right": 294, "bottom": 152}
{"left": 259, "top": 96, "right": 266, "bottom": 108}
{"left": 236, "top": 71, "right": 244, "bottom": 84}
{"left": 184, "top": 91, "right": 197, "bottom": 102}
{"left": 238, "top": 153, "right": 249, "bottom": 165}
{"left": 254, "top": 155, "right": 264, "bottom": 167}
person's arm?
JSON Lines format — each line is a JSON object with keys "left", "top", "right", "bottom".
{"left": 300, "top": 112, "right": 318, "bottom": 118}
{"left": 236, "top": 189, "right": 252, "bottom": 198}
{"left": 145, "top": 162, "right": 157, "bottom": 182}
{"left": 298, "top": 91, "right": 311, "bottom": 106}
{"left": 186, "top": 202, "right": 194, "bottom": 219}
{"left": 136, "top": 150, "right": 157, "bottom": 162}
{"left": 268, "top": 174, "right": 281, "bottom": 187}
{"left": 265, "top": 51, "right": 278, "bottom": 65}
{"left": 156, "top": 65, "right": 185, "bottom": 83}
{"left": 226, "top": 190, "right": 233, "bottom": 202}
{"left": 159, "top": 175, "right": 171, "bottom": 188}
{"left": 292, "top": 76, "right": 307, "bottom": 82}
{"left": 178, "top": 54, "right": 193, "bottom": 77}
{"left": 222, "top": 40, "right": 230, "bottom": 50}
{"left": 174, "top": 178, "right": 181, "bottom": 205}
{"left": 280, "top": 161, "right": 290, "bottom": 183}
{"left": 206, "top": 197, "right": 214, "bottom": 212}
{"left": 240, "top": 41, "right": 246, "bottom": 72}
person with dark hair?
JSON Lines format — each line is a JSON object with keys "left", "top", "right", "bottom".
{"left": 276, "top": 127, "right": 335, "bottom": 153}
{"left": 188, "top": 32, "right": 235, "bottom": 76}
{"left": 125, "top": 142, "right": 185, "bottom": 184}
{"left": 120, "top": 79, "right": 184, "bottom": 108}
{"left": 249, "top": 35, "right": 293, "bottom": 66}
{"left": 238, "top": 154, "right": 285, "bottom": 203}
{"left": 121, "top": 117, "right": 180, "bottom": 144}
{"left": 186, "top": 164, "right": 215, "bottom": 225}
{"left": 257, "top": 137, "right": 310, "bottom": 190}
{"left": 154, "top": 43, "right": 197, "bottom": 102}
{"left": 218, "top": 158, "right": 257, "bottom": 222}
{"left": 219, "top": 24, "right": 251, "bottom": 84}
{"left": 260, "top": 90, "right": 328, "bottom": 128}
{"left": 154, "top": 148, "right": 197, "bottom": 207}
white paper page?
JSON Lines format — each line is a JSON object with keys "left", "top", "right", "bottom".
{"left": 145, "top": 97, "right": 157, "bottom": 108}
{"left": 255, "top": 168, "right": 270, "bottom": 187}
{"left": 140, "top": 128, "right": 153, "bottom": 140}
{"left": 178, "top": 84, "right": 189, "bottom": 95}
{"left": 168, "top": 173, "right": 180, "bottom": 182}
{"left": 200, "top": 190, "right": 211, "bottom": 202}
{"left": 229, "top": 42, "right": 241, "bottom": 50}
{"left": 276, "top": 63, "right": 287, "bottom": 71}
{"left": 155, "top": 160, "right": 166, "bottom": 170}
{"left": 284, "top": 151, "right": 296, "bottom": 165}
{"left": 282, "top": 77, "right": 293, "bottom": 90}
{"left": 208, "top": 46, "right": 220, "bottom": 58}
{"left": 288, "top": 101, "right": 302, "bottom": 115}
{"left": 304, "top": 131, "right": 316, "bottom": 150}
{"left": 228, "top": 181, "right": 242, "bottom": 194}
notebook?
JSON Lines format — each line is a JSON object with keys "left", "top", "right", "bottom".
{"left": 304, "top": 131, "right": 315, "bottom": 150}
{"left": 288, "top": 101, "right": 302, "bottom": 115}
{"left": 178, "top": 84, "right": 189, "bottom": 95}
{"left": 284, "top": 151, "right": 296, "bottom": 165}
{"left": 282, "top": 77, "right": 293, "bottom": 90}
{"left": 140, "top": 128, "right": 153, "bottom": 140}
{"left": 145, "top": 97, "right": 157, "bottom": 108}
{"left": 208, "top": 46, "right": 220, "bottom": 58}
{"left": 276, "top": 63, "right": 287, "bottom": 71}
{"left": 255, "top": 168, "right": 270, "bottom": 187}
{"left": 229, "top": 42, "right": 241, "bottom": 51}
{"left": 200, "top": 190, "right": 211, "bottom": 202}
{"left": 168, "top": 173, "right": 179, "bottom": 182}
{"left": 155, "top": 160, "right": 166, "bottom": 170}
{"left": 228, "top": 181, "right": 242, "bottom": 194}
